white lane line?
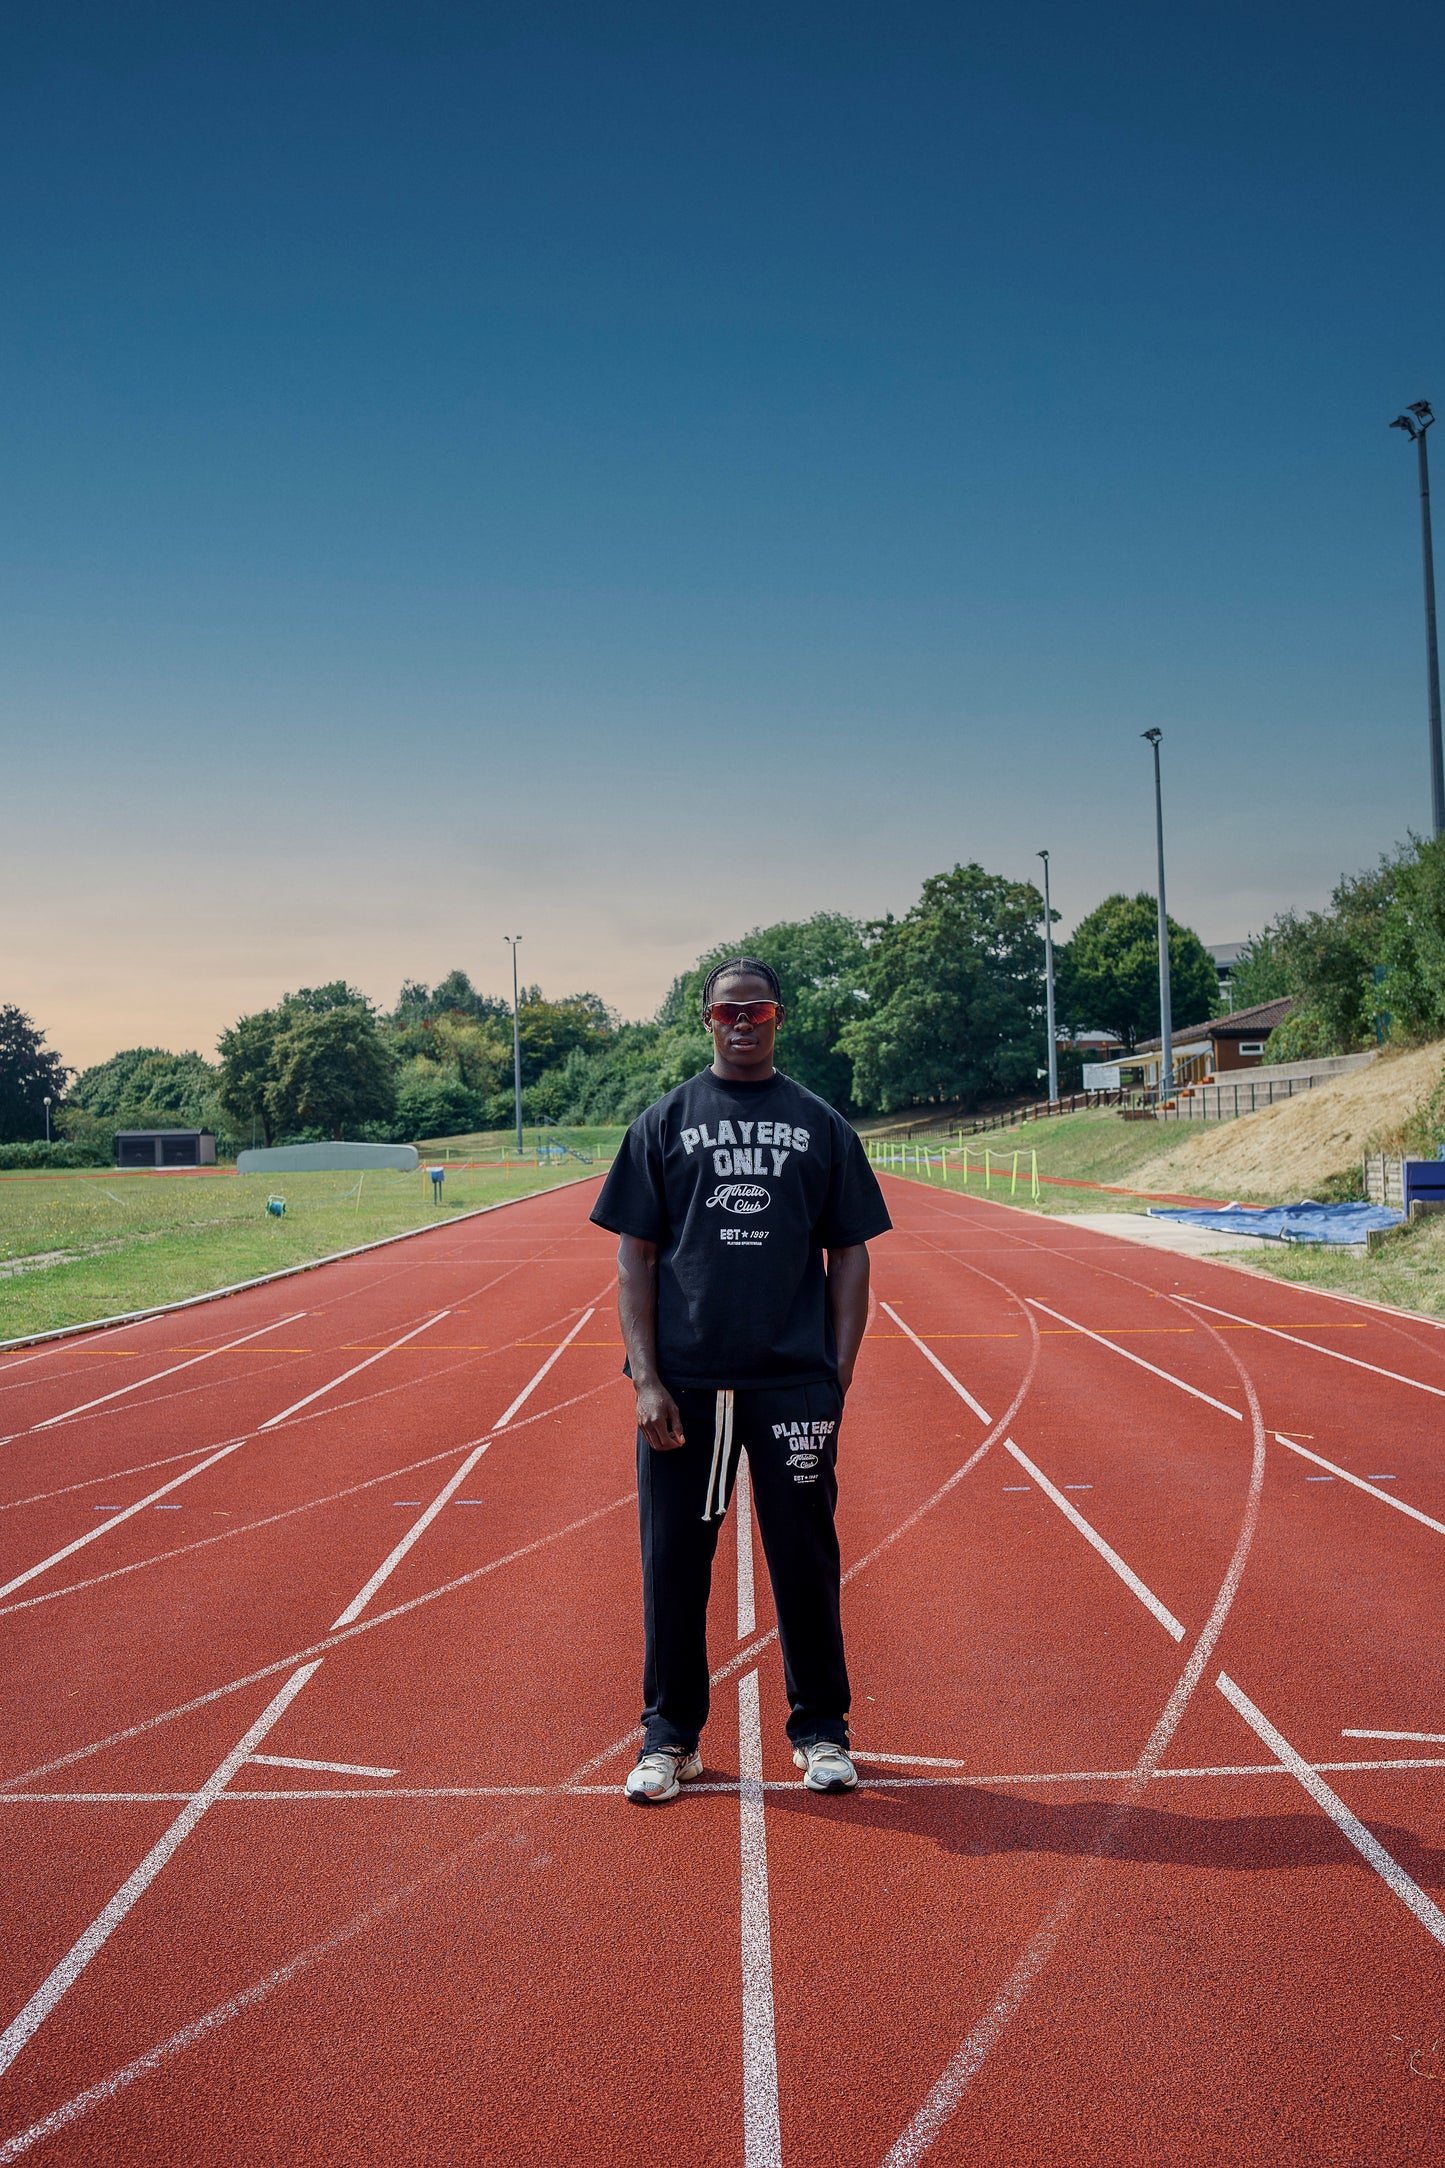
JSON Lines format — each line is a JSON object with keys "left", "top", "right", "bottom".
{"left": 880, "top": 1303, "right": 991, "bottom": 1421}
{"left": 736, "top": 1450, "right": 755, "bottom": 1640}
{"left": 11, "top": 1313, "right": 306, "bottom": 1438}
{"left": 738, "top": 1668, "right": 782, "bottom": 2168}
{"left": 1003, "top": 1440, "right": 1186, "bottom": 1641}
{"left": 1217, "top": 1673, "right": 1445, "bottom": 1949}
{"left": 10, "top": 1759, "right": 1445, "bottom": 1806}
{"left": 0, "top": 1662, "right": 321, "bottom": 2080}
{"left": 1025, "top": 1297, "right": 1242, "bottom": 1419}
{"left": 258, "top": 1309, "right": 452, "bottom": 1429}
{"left": 327, "top": 1308, "right": 595, "bottom": 1630}
{"left": 0, "top": 1439, "right": 249, "bottom": 1603}
{"left": 881, "top": 1299, "right": 1268, "bottom": 2168}
{"left": 1342, "top": 1729, "right": 1445, "bottom": 1744}
{"left": 0, "top": 1378, "right": 623, "bottom": 1624}
{"left": 1275, "top": 1434, "right": 1445, "bottom": 1538}
{"left": 1181, "top": 1293, "right": 1445, "bottom": 1400}
{"left": 0, "top": 1493, "right": 632, "bottom": 1796}
{"left": 248, "top": 1755, "right": 398, "bottom": 1778}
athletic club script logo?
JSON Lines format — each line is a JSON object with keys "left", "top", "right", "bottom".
{"left": 706, "top": 1182, "right": 771, "bottom": 1215}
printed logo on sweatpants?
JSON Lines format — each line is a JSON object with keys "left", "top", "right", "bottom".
{"left": 774, "top": 1416, "right": 835, "bottom": 1483}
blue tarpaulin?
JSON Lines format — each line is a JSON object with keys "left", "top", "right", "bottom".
{"left": 1147, "top": 1202, "right": 1404, "bottom": 1245}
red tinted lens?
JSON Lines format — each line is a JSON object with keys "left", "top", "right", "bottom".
{"left": 711, "top": 1001, "right": 778, "bottom": 1025}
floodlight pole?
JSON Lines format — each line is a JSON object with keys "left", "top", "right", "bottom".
{"left": 1036, "top": 851, "right": 1058, "bottom": 1104}
{"left": 42, "top": 1095, "right": 51, "bottom": 1145}
{"left": 503, "top": 935, "right": 524, "bottom": 1156}
{"left": 1142, "top": 730, "right": 1174, "bottom": 1100}
{"left": 1390, "top": 402, "right": 1444, "bottom": 838}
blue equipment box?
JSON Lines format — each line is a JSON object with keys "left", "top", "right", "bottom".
{"left": 1403, "top": 1159, "right": 1445, "bottom": 1210}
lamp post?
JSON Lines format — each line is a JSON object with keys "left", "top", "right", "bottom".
{"left": 1389, "top": 401, "right": 1444, "bottom": 839}
{"left": 1036, "top": 850, "right": 1058, "bottom": 1105}
{"left": 1141, "top": 730, "right": 1174, "bottom": 1099}
{"left": 42, "top": 1095, "right": 51, "bottom": 1145}
{"left": 502, "top": 935, "right": 524, "bottom": 1156}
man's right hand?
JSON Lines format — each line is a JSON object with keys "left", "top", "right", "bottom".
{"left": 635, "top": 1380, "right": 686, "bottom": 1452}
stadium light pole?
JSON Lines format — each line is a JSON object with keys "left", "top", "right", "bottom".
{"left": 1036, "top": 851, "right": 1058, "bottom": 1104}
{"left": 42, "top": 1095, "right": 51, "bottom": 1145}
{"left": 1389, "top": 401, "right": 1444, "bottom": 839}
{"left": 1141, "top": 730, "right": 1174, "bottom": 1099}
{"left": 503, "top": 935, "right": 524, "bottom": 1156}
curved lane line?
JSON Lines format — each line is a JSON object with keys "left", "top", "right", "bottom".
{"left": 1179, "top": 1293, "right": 1445, "bottom": 1399}
{"left": 881, "top": 1284, "right": 1268, "bottom": 2167}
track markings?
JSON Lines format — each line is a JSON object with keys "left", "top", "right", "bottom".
{"left": 249, "top": 1754, "right": 398, "bottom": 1778}
{"left": 3, "top": 1312, "right": 307, "bottom": 1440}
{"left": 1003, "top": 1440, "right": 1186, "bottom": 1641}
{"left": 328, "top": 1307, "right": 595, "bottom": 1630}
{"left": 879, "top": 1303, "right": 991, "bottom": 1420}
{"left": 1274, "top": 1434, "right": 1445, "bottom": 1539}
{"left": 258, "top": 1309, "right": 453, "bottom": 1429}
{"left": 0, "top": 1437, "right": 251, "bottom": 1603}
{"left": 1024, "top": 1297, "right": 1242, "bottom": 1418}
{"left": 738, "top": 1665, "right": 781, "bottom": 2168}
{"left": 1179, "top": 1294, "right": 1445, "bottom": 1400}
{"left": 0, "top": 1662, "right": 322, "bottom": 2080}
{"left": 1217, "top": 1674, "right": 1445, "bottom": 1950}
{"left": 1342, "top": 1728, "right": 1445, "bottom": 1744}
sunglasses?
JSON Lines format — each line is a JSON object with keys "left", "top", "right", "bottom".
{"left": 707, "top": 1000, "right": 780, "bottom": 1025}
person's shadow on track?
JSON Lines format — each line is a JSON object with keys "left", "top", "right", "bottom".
{"left": 767, "top": 1781, "right": 1445, "bottom": 1885}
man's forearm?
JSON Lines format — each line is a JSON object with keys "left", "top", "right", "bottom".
{"left": 616, "top": 1237, "right": 662, "bottom": 1382}
{"left": 826, "top": 1244, "right": 870, "bottom": 1387}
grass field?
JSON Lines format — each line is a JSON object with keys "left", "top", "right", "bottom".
{"left": 1232, "top": 1211, "right": 1445, "bottom": 1318}
{"left": 0, "top": 1162, "right": 606, "bottom": 1342}
{"left": 876, "top": 1112, "right": 1445, "bottom": 1315}
{"left": 867, "top": 1109, "right": 1259, "bottom": 1214}
{"left": 411, "top": 1124, "right": 628, "bottom": 1160}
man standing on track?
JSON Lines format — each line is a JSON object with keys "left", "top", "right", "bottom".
{"left": 590, "top": 957, "right": 891, "bottom": 1804}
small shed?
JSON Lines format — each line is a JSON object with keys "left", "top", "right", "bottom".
{"left": 115, "top": 1130, "right": 217, "bottom": 1170}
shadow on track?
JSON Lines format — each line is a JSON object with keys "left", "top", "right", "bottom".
{"left": 768, "top": 1782, "right": 1445, "bottom": 1884}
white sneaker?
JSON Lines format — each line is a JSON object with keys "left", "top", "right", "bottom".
{"left": 792, "top": 1741, "right": 858, "bottom": 1793}
{"left": 624, "top": 1745, "right": 703, "bottom": 1804}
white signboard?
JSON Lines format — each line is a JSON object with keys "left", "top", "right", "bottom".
{"left": 1083, "top": 1063, "right": 1122, "bottom": 1090}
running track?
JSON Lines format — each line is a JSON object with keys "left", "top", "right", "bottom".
{"left": 0, "top": 1175, "right": 1443, "bottom": 2164}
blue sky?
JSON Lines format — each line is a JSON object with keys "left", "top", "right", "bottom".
{"left": 3, "top": 3, "right": 1441, "bottom": 1065}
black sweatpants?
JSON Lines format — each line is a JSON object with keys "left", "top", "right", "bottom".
{"left": 637, "top": 1380, "right": 849, "bottom": 1753}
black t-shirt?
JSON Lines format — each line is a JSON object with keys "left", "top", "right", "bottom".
{"left": 590, "top": 1068, "right": 892, "bottom": 1390}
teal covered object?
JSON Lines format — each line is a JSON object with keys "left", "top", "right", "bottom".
{"left": 238, "top": 1143, "right": 420, "bottom": 1174}
{"left": 1149, "top": 1202, "right": 1404, "bottom": 1245}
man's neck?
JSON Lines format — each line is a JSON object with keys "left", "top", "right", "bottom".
{"left": 710, "top": 1058, "right": 775, "bottom": 1084}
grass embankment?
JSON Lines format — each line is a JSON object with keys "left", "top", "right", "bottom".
{"left": 0, "top": 1162, "right": 605, "bottom": 1342}
{"left": 871, "top": 1110, "right": 1244, "bottom": 1215}
{"left": 878, "top": 1044, "right": 1445, "bottom": 1316}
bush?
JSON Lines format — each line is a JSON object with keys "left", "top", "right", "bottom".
{"left": 0, "top": 1140, "right": 108, "bottom": 1171}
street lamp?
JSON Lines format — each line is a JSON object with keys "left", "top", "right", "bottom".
{"left": 1389, "top": 401, "right": 1444, "bottom": 839}
{"left": 1036, "top": 851, "right": 1058, "bottom": 1104}
{"left": 1141, "top": 730, "right": 1174, "bottom": 1100}
{"left": 42, "top": 1095, "right": 51, "bottom": 1145}
{"left": 502, "top": 935, "right": 524, "bottom": 1156}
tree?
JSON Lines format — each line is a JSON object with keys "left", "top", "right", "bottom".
{"left": 265, "top": 1007, "right": 396, "bottom": 1140}
{"left": 218, "top": 1009, "right": 286, "bottom": 1146}
{"left": 837, "top": 864, "right": 1045, "bottom": 1112}
{"left": 515, "top": 988, "right": 614, "bottom": 1084}
{"left": 0, "top": 1006, "right": 69, "bottom": 1144}
{"left": 1230, "top": 855, "right": 1399, "bottom": 1057}
{"left": 1380, "top": 833, "right": 1445, "bottom": 1042}
{"left": 679, "top": 915, "right": 868, "bottom": 1110}
{"left": 1057, "top": 893, "right": 1219, "bottom": 1049}
{"left": 71, "top": 1048, "right": 220, "bottom": 1128}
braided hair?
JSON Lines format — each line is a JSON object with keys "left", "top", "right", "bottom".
{"left": 701, "top": 956, "right": 782, "bottom": 1019}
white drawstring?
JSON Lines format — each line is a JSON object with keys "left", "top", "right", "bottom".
{"left": 703, "top": 1388, "right": 734, "bottom": 1520}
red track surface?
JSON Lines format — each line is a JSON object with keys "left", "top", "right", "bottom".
{"left": 1, "top": 1176, "right": 1443, "bottom": 2164}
